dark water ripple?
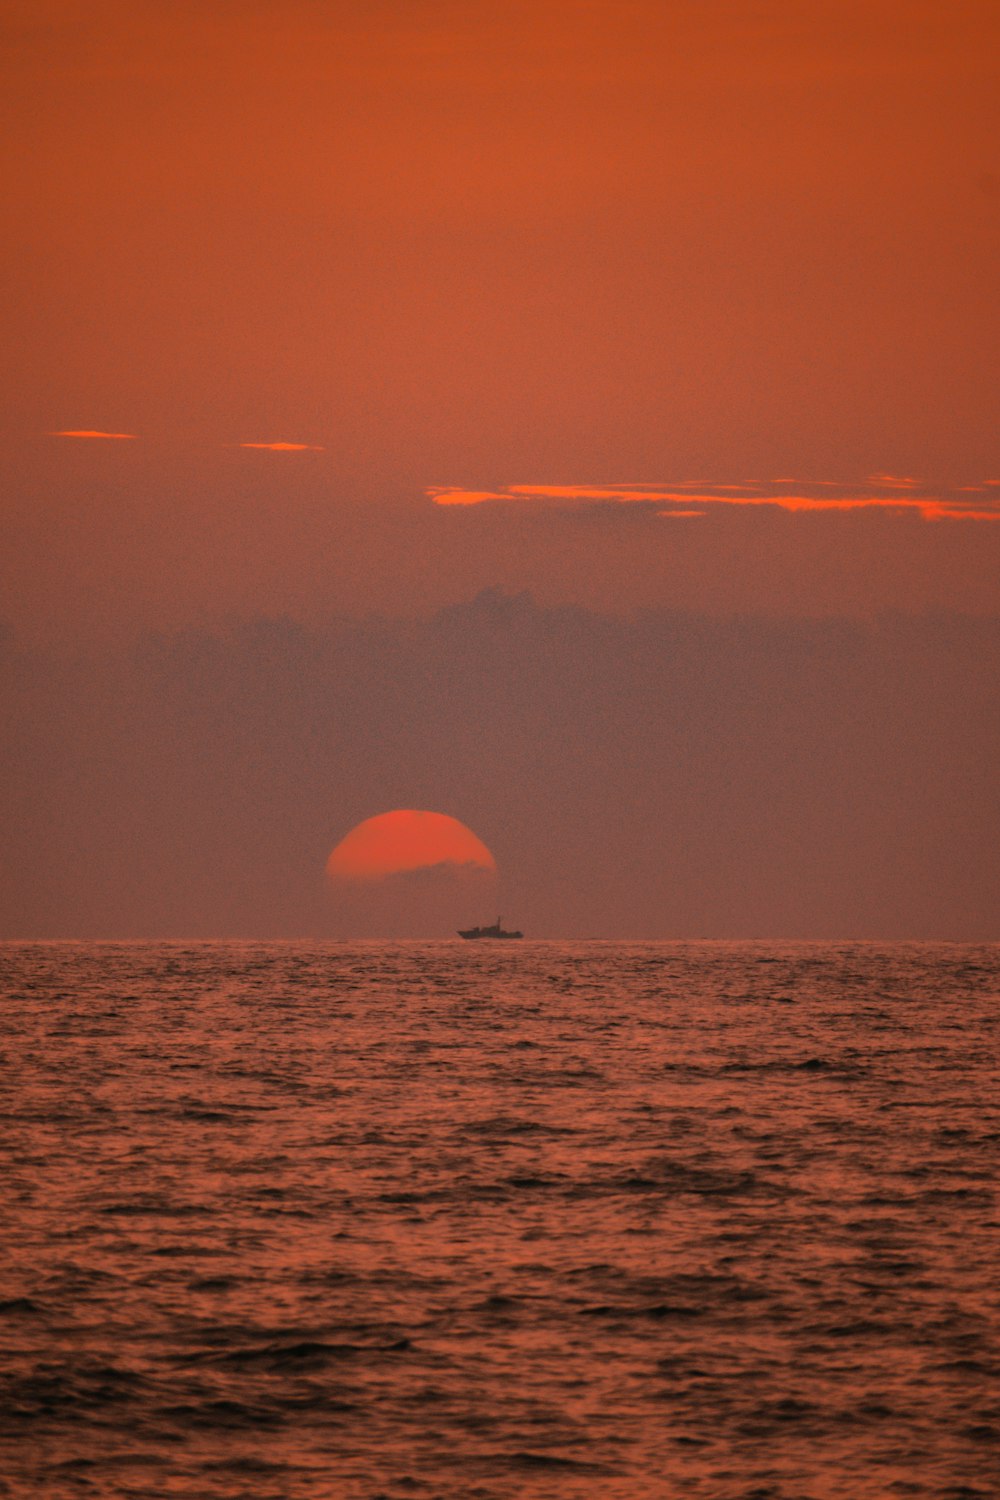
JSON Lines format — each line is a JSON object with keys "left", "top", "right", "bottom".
{"left": 0, "top": 941, "right": 997, "bottom": 1497}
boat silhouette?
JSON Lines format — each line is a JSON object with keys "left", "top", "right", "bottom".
{"left": 458, "top": 916, "right": 523, "bottom": 940}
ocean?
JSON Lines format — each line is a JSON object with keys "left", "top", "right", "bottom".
{"left": 0, "top": 941, "right": 997, "bottom": 1498}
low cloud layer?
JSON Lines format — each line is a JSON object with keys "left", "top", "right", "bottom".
{"left": 2, "top": 592, "right": 997, "bottom": 939}
{"left": 428, "top": 481, "right": 1000, "bottom": 523}
{"left": 39, "top": 437, "right": 999, "bottom": 521}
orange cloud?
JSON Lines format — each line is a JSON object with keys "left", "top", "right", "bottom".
{"left": 236, "top": 441, "right": 325, "bottom": 452}
{"left": 52, "top": 430, "right": 137, "bottom": 440}
{"left": 426, "top": 483, "right": 1000, "bottom": 523}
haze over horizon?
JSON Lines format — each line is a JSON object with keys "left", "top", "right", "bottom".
{"left": 3, "top": 589, "right": 997, "bottom": 941}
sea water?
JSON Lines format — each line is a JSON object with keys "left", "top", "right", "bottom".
{"left": 0, "top": 941, "right": 997, "bottom": 1498}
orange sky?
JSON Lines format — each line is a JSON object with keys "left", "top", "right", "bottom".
{"left": 1, "top": 0, "right": 1000, "bottom": 936}
{"left": 4, "top": 2, "right": 998, "bottom": 527}
{"left": 2, "top": 1, "right": 999, "bottom": 640}
{"left": 1, "top": 2, "right": 999, "bottom": 938}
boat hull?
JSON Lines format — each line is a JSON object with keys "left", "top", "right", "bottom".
{"left": 458, "top": 927, "right": 523, "bottom": 940}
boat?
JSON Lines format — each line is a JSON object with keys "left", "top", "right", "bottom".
{"left": 458, "top": 916, "right": 523, "bottom": 940}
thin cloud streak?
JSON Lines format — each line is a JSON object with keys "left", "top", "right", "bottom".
{"left": 51, "top": 430, "right": 138, "bottom": 440}
{"left": 427, "top": 483, "right": 1000, "bottom": 523}
{"left": 236, "top": 441, "right": 325, "bottom": 452}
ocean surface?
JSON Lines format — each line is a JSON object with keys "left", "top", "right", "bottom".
{"left": 0, "top": 941, "right": 997, "bottom": 1499}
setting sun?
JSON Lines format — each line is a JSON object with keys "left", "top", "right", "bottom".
{"left": 326, "top": 810, "right": 496, "bottom": 883}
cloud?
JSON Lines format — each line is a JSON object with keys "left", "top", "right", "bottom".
{"left": 51, "top": 430, "right": 138, "bottom": 440}
{"left": 3, "top": 592, "right": 999, "bottom": 939}
{"left": 334, "top": 859, "right": 496, "bottom": 887}
{"left": 236, "top": 441, "right": 325, "bottom": 452}
{"left": 427, "top": 481, "right": 1000, "bottom": 523}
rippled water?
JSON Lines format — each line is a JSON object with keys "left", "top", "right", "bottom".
{"left": 1, "top": 941, "right": 997, "bottom": 1498}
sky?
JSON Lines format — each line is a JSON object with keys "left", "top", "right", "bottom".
{"left": 2, "top": 0, "right": 998, "bottom": 937}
